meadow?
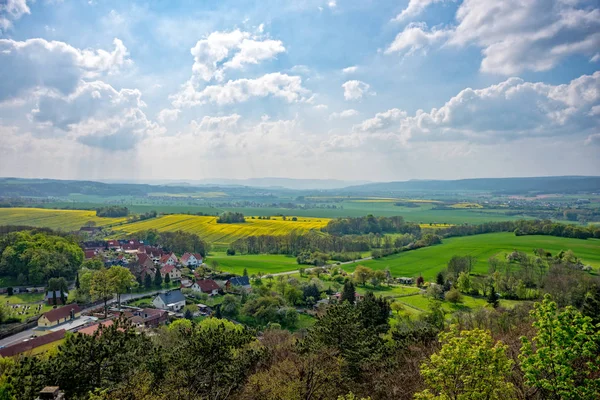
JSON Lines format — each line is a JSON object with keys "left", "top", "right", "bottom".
{"left": 114, "top": 215, "right": 329, "bottom": 246}
{"left": 210, "top": 252, "right": 300, "bottom": 276}
{"left": 0, "top": 208, "right": 127, "bottom": 231}
{"left": 343, "top": 233, "right": 600, "bottom": 281}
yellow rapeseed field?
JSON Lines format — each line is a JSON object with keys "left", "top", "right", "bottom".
{"left": 113, "top": 215, "right": 330, "bottom": 245}
{"left": 0, "top": 208, "right": 128, "bottom": 231}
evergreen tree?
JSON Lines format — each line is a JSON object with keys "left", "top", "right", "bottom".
{"left": 52, "top": 290, "right": 57, "bottom": 306}
{"left": 243, "top": 268, "right": 248, "bottom": 277}
{"left": 436, "top": 272, "right": 445, "bottom": 286}
{"left": 75, "top": 273, "right": 80, "bottom": 289}
{"left": 357, "top": 291, "right": 391, "bottom": 334}
{"left": 487, "top": 284, "right": 499, "bottom": 308}
{"left": 581, "top": 285, "right": 600, "bottom": 325}
{"left": 164, "top": 271, "right": 171, "bottom": 285}
{"left": 184, "top": 308, "right": 193, "bottom": 320}
{"left": 341, "top": 281, "right": 356, "bottom": 305}
{"left": 144, "top": 273, "right": 152, "bottom": 289}
{"left": 154, "top": 271, "right": 163, "bottom": 287}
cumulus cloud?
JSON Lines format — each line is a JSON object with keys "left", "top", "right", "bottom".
{"left": 313, "top": 104, "right": 328, "bottom": 110}
{"left": 585, "top": 133, "right": 600, "bottom": 146}
{"left": 392, "top": 0, "right": 447, "bottom": 22}
{"left": 353, "top": 108, "right": 407, "bottom": 132}
{"left": 190, "top": 29, "right": 285, "bottom": 83}
{"left": 329, "top": 109, "right": 359, "bottom": 119}
{"left": 342, "top": 80, "right": 373, "bottom": 100}
{"left": 386, "top": 0, "right": 600, "bottom": 75}
{"left": 345, "top": 71, "right": 600, "bottom": 149}
{"left": 0, "top": 38, "right": 131, "bottom": 102}
{"left": 191, "top": 114, "right": 241, "bottom": 131}
{"left": 385, "top": 23, "right": 450, "bottom": 55}
{"left": 157, "top": 108, "right": 181, "bottom": 124}
{"left": 342, "top": 66, "right": 358, "bottom": 74}
{"left": 0, "top": 0, "right": 29, "bottom": 32}
{"left": 171, "top": 72, "right": 310, "bottom": 107}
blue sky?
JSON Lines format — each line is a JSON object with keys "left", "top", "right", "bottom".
{"left": 0, "top": 0, "right": 599, "bottom": 182}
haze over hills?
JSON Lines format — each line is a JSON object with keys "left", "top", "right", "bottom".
{"left": 1, "top": 176, "right": 599, "bottom": 197}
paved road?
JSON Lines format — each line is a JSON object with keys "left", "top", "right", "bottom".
{"left": 263, "top": 257, "right": 373, "bottom": 278}
{"left": 0, "top": 290, "right": 166, "bottom": 348}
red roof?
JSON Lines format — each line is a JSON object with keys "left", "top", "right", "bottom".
{"left": 180, "top": 253, "right": 193, "bottom": 263}
{"left": 107, "top": 240, "right": 119, "bottom": 247}
{"left": 137, "top": 253, "right": 151, "bottom": 264}
{"left": 0, "top": 330, "right": 65, "bottom": 357}
{"left": 161, "top": 265, "right": 175, "bottom": 274}
{"left": 159, "top": 254, "right": 172, "bottom": 263}
{"left": 84, "top": 250, "right": 96, "bottom": 259}
{"left": 43, "top": 304, "right": 82, "bottom": 323}
{"left": 195, "top": 279, "right": 220, "bottom": 293}
{"left": 194, "top": 253, "right": 203, "bottom": 261}
{"left": 78, "top": 320, "right": 114, "bottom": 336}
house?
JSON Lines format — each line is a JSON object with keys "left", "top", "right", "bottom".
{"left": 180, "top": 279, "right": 193, "bottom": 289}
{"left": 38, "top": 304, "right": 82, "bottom": 328}
{"left": 331, "top": 292, "right": 364, "bottom": 303}
{"left": 106, "top": 240, "right": 121, "bottom": 250}
{"left": 116, "top": 254, "right": 129, "bottom": 265}
{"left": 192, "top": 279, "right": 220, "bottom": 296}
{"left": 160, "top": 265, "right": 182, "bottom": 282}
{"left": 159, "top": 253, "right": 178, "bottom": 266}
{"left": 225, "top": 276, "right": 252, "bottom": 292}
{"left": 197, "top": 304, "right": 212, "bottom": 315}
{"left": 180, "top": 252, "right": 202, "bottom": 267}
{"left": 137, "top": 308, "right": 168, "bottom": 327}
{"left": 397, "top": 277, "right": 414, "bottom": 285}
{"left": 0, "top": 329, "right": 66, "bottom": 357}
{"left": 152, "top": 290, "right": 186, "bottom": 311}
{"left": 77, "top": 320, "right": 114, "bottom": 336}
{"left": 45, "top": 290, "right": 68, "bottom": 305}
{"left": 84, "top": 250, "right": 97, "bottom": 259}
{"left": 122, "top": 240, "right": 143, "bottom": 252}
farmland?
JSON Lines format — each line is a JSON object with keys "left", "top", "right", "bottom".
{"left": 209, "top": 252, "right": 300, "bottom": 276}
{"left": 113, "top": 215, "right": 329, "bottom": 246}
{"left": 343, "top": 233, "right": 600, "bottom": 281}
{"left": 0, "top": 208, "right": 127, "bottom": 231}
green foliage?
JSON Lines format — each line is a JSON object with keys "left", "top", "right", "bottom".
{"left": 221, "top": 294, "right": 240, "bottom": 317}
{"left": 341, "top": 281, "right": 355, "bottom": 304}
{"left": 153, "top": 269, "right": 163, "bottom": 287}
{"left": 519, "top": 295, "right": 600, "bottom": 399}
{"left": 0, "top": 231, "right": 83, "bottom": 284}
{"left": 217, "top": 212, "right": 246, "bottom": 224}
{"left": 90, "top": 268, "right": 114, "bottom": 317}
{"left": 353, "top": 265, "right": 373, "bottom": 286}
{"left": 444, "top": 288, "right": 463, "bottom": 304}
{"left": 356, "top": 291, "right": 391, "bottom": 334}
{"left": 96, "top": 206, "right": 129, "bottom": 218}
{"left": 415, "top": 326, "right": 514, "bottom": 400}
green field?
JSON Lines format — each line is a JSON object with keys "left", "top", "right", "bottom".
{"left": 0, "top": 208, "right": 127, "bottom": 231}
{"left": 210, "top": 252, "right": 300, "bottom": 276}
{"left": 343, "top": 233, "right": 600, "bottom": 281}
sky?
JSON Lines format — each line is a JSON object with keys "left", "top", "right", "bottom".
{"left": 0, "top": 0, "right": 599, "bottom": 182}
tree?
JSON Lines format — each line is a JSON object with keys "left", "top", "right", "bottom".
{"left": 357, "top": 291, "right": 390, "bottom": 334}
{"left": 243, "top": 268, "right": 248, "bottom": 277}
{"left": 107, "top": 266, "right": 137, "bottom": 310}
{"left": 581, "top": 284, "right": 600, "bottom": 325}
{"left": 144, "top": 273, "right": 152, "bottom": 289}
{"left": 90, "top": 268, "right": 115, "bottom": 318}
{"left": 221, "top": 294, "right": 240, "bottom": 317}
{"left": 519, "top": 295, "right": 600, "bottom": 399}
{"left": 415, "top": 326, "right": 514, "bottom": 400}
{"left": 353, "top": 265, "right": 372, "bottom": 286}
{"left": 164, "top": 271, "right": 171, "bottom": 285}
{"left": 48, "top": 277, "right": 68, "bottom": 304}
{"left": 341, "top": 281, "right": 356, "bottom": 304}
{"left": 436, "top": 272, "right": 444, "bottom": 286}
{"left": 456, "top": 271, "right": 472, "bottom": 294}
{"left": 487, "top": 284, "right": 499, "bottom": 308}
{"left": 75, "top": 272, "right": 80, "bottom": 289}
{"left": 154, "top": 270, "right": 163, "bottom": 287}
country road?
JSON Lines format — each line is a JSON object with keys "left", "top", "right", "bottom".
{"left": 263, "top": 256, "right": 373, "bottom": 278}
{"left": 0, "top": 290, "right": 166, "bottom": 348}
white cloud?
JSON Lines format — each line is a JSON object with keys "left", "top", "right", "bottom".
{"left": 171, "top": 72, "right": 310, "bottom": 107}
{"left": 353, "top": 108, "right": 407, "bottom": 132}
{"left": 392, "top": 0, "right": 447, "bottom": 22}
{"left": 342, "top": 66, "right": 358, "bottom": 74}
{"left": 592, "top": 54, "right": 600, "bottom": 63}
{"left": 348, "top": 71, "right": 600, "bottom": 148}
{"left": 0, "top": 38, "right": 131, "bottom": 102}
{"left": 329, "top": 109, "right": 359, "bottom": 119}
{"left": 0, "top": 0, "right": 29, "bottom": 32}
{"left": 328, "top": 1, "right": 337, "bottom": 9}
{"left": 191, "top": 114, "right": 241, "bottom": 131}
{"left": 189, "top": 29, "right": 285, "bottom": 83}
{"left": 385, "top": 23, "right": 450, "bottom": 55}
{"left": 342, "top": 80, "right": 373, "bottom": 100}
{"left": 157, "top": 108, "right": 181, "bottom": 123}
{"left": 313, "top": 104, "right": 328, "bottom": 110}
{"left": 585, "top": 133, "right": 600, "bottom": 146}
{"left": 386, "top": 0, "right": 600, "bottom": 75}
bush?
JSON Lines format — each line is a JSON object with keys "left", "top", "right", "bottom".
{"left": 444, "top": 288, "right": 463, "bottom": 304}
{"left": 226, "top": 248, "right": 236, "bottom": 256}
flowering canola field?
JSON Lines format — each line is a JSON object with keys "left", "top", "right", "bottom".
{"left": 0, "top": 208, "right": 128, "bottom": 230}
{"left": 113, "top": 215, "right": 330, "bottom": 245}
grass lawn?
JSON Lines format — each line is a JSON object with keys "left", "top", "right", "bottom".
{"left": 343, "top": 233, "right": 600, "bottom": 281}
{"left": 210, "top": 252, "right": 300, "bottom": 276}
{"left": 395, "top": 293, "right": 524, "bottom": 314}
{"left": 0, "top": 292, "right": 45, "bottom": 304}
{"left": 0, "top": 292, "right": 52, "bottom": 321}
{"left": 293, "top": 313, "right": 316, "bottom": 331}
{"left": 355, "top": 284, "right": 421, "bottom": 298}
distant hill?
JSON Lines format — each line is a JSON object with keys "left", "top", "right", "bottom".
{"left": 341, "top": 176, "right": 600, "bottom": 194}
{"left": 190, "top": 178, "right": 371, "bottom": 190}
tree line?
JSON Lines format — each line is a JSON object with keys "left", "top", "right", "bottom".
{"left": 96, "top": 206, "right": 129, "bottom": 218}
{"left": 217, "top": 212, "right": 246, "bottom": 224}
{"left": 323, "top": 215, "right": 421, "bottom": 235}
{"left": 132, "top": 229, "right": 210, "bottom": 256}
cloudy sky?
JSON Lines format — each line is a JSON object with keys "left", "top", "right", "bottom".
{"left": 0, "top": 0, "right": 599, "bottom": 182}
